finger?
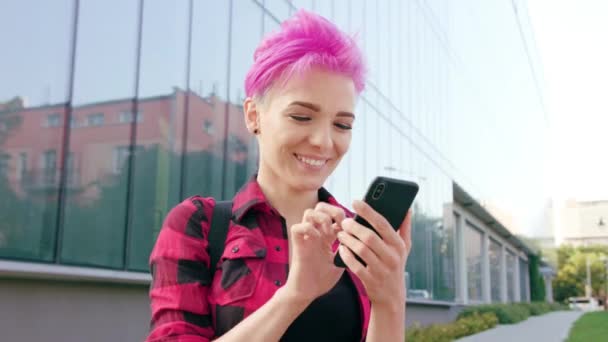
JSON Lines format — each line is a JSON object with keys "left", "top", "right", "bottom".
{"left": 291, "top": 222, "right": 321, "bottom": 241}
{"left": 398, "top": 210, "right": 413, "bottom": 252}
{"left": 338, "top": 244, "right": 370, "bottom": 281}
{"left": 337, "top": 230, "right": 381, "bottom": 267}
{"left": 352, "top": 200, "right": 401, "bottom": 246}
{"left": 303, "top": 209, "right": 334, "bottom": 239}
{"left": 314, "top": 202, "right": 347, "bottom": 226}
{"left": 341, "top": 217, "right": 393, "bottom": 263}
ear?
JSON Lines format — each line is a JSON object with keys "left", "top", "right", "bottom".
{"left": 243, "top": 97, "right": 260, "bottom": 134}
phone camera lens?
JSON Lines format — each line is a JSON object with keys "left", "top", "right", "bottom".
{"left": 372, "top": 183, "right": 385, "bottom": 200}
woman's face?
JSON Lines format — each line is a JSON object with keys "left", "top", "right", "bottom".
{"left": 246, "top": 68, "right": 357, "bottom": 192}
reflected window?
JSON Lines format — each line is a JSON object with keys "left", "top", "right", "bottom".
{"left": 112, "top": 145, "right": 142, "bottom": 174}
{"left": 70, "top": 117, "right": 79, "bottom": 128}
{"left": 119, "top": 111, "right": 143, "bottom": 123}
{"left": 46, "top": 113, "right": 61, "bottom": 127}
{"left": 0, "top": 153, "right": 8, "bottom": 176}
{"left": 17, "top": 152, "right": 27, "bottom": 180}
{"left": 87, "top": 113, "right": 104, "bottom": 126}
{"left": 66, "top": 152, "right": 76, "bottom": 185}
{"left": 42, "top": 150, "right": 57, "bottom": 185}
{"left": 112, "top": 146, "right": 130, "bottom": 175}
{"left": 203, "top": 119, "right": 214, "bottom": 135}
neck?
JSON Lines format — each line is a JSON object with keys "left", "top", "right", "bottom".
{"left": 256, "top": 166, "right": 318, "bottom": 221}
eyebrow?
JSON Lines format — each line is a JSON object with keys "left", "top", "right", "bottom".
{"left": 288, "top": 101, "right": 355, "bottom": 118}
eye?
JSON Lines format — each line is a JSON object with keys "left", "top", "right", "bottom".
{"left": 334, "top": 123, "right": 352, "bottom": 130}
{"left": 289, "top": 115, "right": 311, "bottom": 122}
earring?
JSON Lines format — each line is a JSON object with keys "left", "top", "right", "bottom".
{"left": 253, "top": 128, "right": 259, "bottom": 134}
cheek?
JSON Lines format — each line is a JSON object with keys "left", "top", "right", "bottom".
{"left": 335, "top": 133, "right": 352, "bottom": 156}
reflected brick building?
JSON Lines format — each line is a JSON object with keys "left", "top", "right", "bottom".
{"left": 1, "top": 89, "right": 251, "bottom": 202}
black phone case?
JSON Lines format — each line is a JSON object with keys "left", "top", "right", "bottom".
{"left": 334, "top": 176, "right": 419, "bottom": 268}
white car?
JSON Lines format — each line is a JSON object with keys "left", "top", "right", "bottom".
{"left": 568, "top": 297, "right": 601, "bottom": 311}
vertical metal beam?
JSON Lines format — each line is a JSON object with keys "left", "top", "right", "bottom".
{"left": 455, "top": 212, "right": 468, "bottom": 304}
{"left": 122, "top": 0, "right": 144, "bottom": 269}
{"left": 53, "top": 0, "right": 80, "bottom": 263}
{"left": 220, "top": 0, "right": 234, "bottom": 200}
{"left": 179, "top": 0, "right": 194, "bottom": 200}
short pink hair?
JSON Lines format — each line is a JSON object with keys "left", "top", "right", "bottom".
{"left": 244, "top": 10, "right": 366, "bottom": 98}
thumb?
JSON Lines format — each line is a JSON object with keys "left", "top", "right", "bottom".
{"left": 399, "top": 210, "right": 412, "bottom": 250}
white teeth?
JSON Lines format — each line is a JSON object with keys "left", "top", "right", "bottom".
{"left": 296, "top": 154, "right": 326, "bottom": 167}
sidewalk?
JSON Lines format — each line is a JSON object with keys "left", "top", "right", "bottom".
{"left": 456, "top": 311, "right": 584, "bottom": 342}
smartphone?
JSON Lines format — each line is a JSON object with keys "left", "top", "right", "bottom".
{"left": 334, "top": 176, "right": 419, "bottom": 268}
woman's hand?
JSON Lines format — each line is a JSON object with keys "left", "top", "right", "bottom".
{"left": 282, "top": 202, "right": 347, "bottom": 303}
{"left": 336, "top": 200, "right": 412, "bottom": 308}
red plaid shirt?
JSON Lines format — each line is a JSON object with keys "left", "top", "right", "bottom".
{"left": 146, "top": 177, "right": 371, "bottom": 341}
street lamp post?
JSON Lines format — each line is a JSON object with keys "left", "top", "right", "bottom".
{"left": 601, "top": 255, "right": 608, "bottom": 309}
{"left": 586, "top": 255, "right": 592, "bottom": 298}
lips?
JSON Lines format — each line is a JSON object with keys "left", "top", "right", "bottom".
{"left": 294, "top": 153, "right": 328, "bottom": 167}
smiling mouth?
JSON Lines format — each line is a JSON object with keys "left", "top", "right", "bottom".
{"left": 294, "top": 153, "right": 328, "bottom": 167}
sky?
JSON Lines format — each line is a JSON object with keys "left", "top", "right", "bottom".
{"left": 528, "top": 0, "right": 608, "bottom": 202}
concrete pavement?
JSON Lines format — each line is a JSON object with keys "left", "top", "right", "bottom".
{"left": 456, "top": 311, "right": 584, "bottom": 342}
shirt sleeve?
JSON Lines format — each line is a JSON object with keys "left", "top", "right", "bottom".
{"left": 146, "top": 197, "right": 216, "bottom": 342}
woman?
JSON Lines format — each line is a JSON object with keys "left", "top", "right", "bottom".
{"left": 147, "top": 10, "right": 411, "bottom": 342}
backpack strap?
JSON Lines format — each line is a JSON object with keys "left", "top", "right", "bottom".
{"left": 208, "top": 200, "right": 233, "bottom": 280}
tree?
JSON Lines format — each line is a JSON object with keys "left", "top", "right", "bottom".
{"left": 528, "top": 253, "right": 546, "bottom": 301}
{"left": 553, "top": 245, "right": 608, "bottom": 303}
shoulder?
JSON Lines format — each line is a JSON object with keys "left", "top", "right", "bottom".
{"left": 161, "top": 195, "right": 217, "bottom": 239}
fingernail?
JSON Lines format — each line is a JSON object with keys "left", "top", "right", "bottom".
{"left": 303, "top": 234, "right": 309, "bottom": 240}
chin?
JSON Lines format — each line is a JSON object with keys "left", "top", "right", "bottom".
{"left": 289, "top": 173, "right": 327, "bottom": 191}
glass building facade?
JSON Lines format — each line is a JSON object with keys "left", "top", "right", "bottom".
{"left": 0, "top": 0, "right": 541, "bottom": 305}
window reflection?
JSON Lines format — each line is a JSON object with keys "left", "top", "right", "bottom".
{"left": 60, "top": 0, "right": 140, "bottom": 269}
{"left": 0, "top": 0, "right": 73, "bottom": 262}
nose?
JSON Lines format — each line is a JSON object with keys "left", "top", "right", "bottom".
{"left": 308, "top": 124, "right": 333, "bottom": 152}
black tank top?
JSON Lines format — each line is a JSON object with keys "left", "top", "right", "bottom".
{"left": 280, "top": 272, "right": 362, "bottom": 341}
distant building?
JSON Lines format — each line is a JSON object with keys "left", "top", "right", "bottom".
{"left": 555, "top": 199, "right": 608, "bottom": 246}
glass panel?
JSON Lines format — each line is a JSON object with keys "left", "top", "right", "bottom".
{"left": 431, "top": 170, "right": 455, "bottom": 301}
{"left": 182, "top": 1, "right": 230, "bottom": 200}
{"left": 0, "top": 0, "right": 73, "bottom": 262}
{"left": 60, "top": 0, "right": 139, "bottom": 268}
{"left": 506, "top": 251, "right": 516, "bottom": 302}
{"left": 489, "top": 238, "right": 502, "bottom": 302}
{"left": 127, "top": 0, "right": 190, "bottom": 271}
{"left": 290, "top": 0, "right": 313, "bottom": 12}
{"left": 520, "top": 259, "right": 529, "bottom": 302}
{"left": 264, "top": 0, "right": 291, "bottom": 21}
{"left": 465, "top": 223, "right": 483, "bottom": 302}
{"left": 222, "top": 1, "right": 264, "bottom": 199}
